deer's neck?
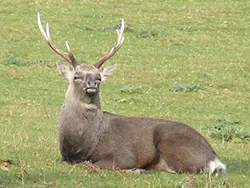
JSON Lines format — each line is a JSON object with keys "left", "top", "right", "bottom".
{"left": 64, "top": 87, "right": 102, "bottom": 110}
{"left": 59, "top": 98, "right": 106, "bottom": 162}
{"left": 90, "top": 94, "right": 102, "bottom": 110}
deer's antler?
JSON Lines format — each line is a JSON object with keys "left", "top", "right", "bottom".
{"left": 94, "top": 19, "right": 125, "bottom": 68}
{"left": 37, "top": 12, "right": 78, "bottom": 68}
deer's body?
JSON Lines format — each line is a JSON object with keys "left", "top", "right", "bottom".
{"left": 37, "top": 13, "right": 226, "bottom": 175}
{"left": 60, "top": 105, "right": 218, "bottom": 174}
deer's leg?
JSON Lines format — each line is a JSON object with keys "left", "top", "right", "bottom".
{"left": 93, "top": 160, "right": 114, "bottom": 169}
{"left": 145, "top": 153, "right": 177, "bottom": 173}
{"left": 93, "top": 150, "right": 138, "bottom": 170}
{"left": 151, "top": 124, "right": 198, "bottom": 173}
{"left": 152, "top": 124, "right": 215, "bottom": 174}
{"left": 93, "top": 159, "right": 148, "bottom": 174}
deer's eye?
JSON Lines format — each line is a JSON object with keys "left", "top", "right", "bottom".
{"left": 74, "top": 76, "right": 82, "bottom": 82}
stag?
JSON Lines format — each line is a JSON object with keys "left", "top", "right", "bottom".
{"left": 37, "top": 13, "right": 226, "bottom": 175}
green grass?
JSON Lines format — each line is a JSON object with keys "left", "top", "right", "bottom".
{"left": 1, "top": 0, "right": 250, "bottom": 187}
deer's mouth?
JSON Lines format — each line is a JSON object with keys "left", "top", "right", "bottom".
{"left": 86, "top": 87, "right": 97, "bottom": 95}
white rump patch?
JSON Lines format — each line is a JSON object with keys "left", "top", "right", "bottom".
{"left": 208, "top": 158, "right": 226, "bottom": 176}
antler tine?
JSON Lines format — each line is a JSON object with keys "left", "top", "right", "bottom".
{"left": 37, "top": 12, "right": 78, "bottom": 68}
{"left": 94, "top": 19, "right": 125, "bottom": 68}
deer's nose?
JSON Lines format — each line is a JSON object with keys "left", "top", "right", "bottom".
{"left": 86, "top": 79, "right": 98, "bottom": 95}
{"left": 87, "top": 80, "right": 97, "bottom": 88}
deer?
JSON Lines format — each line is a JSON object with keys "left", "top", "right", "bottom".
{"left": 37, "top": 12, "right": 226, "bottom": 175}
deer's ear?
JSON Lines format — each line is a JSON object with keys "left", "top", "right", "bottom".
{"left": 56, "top": 62, "right": 71, "bottom": 80}
{"left": 101, "top": 64, "right": 117, "bottom": 82}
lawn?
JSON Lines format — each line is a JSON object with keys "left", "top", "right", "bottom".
{"left": 0, "top": 0, "right": 250, "bottom": 187}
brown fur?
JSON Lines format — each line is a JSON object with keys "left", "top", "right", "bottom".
{"left": 56, "top": 62, "right": 225, "bottom": 174}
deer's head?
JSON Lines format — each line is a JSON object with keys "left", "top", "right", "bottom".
{"left": 37, "top": 13, "right": 124, "bottom": 107}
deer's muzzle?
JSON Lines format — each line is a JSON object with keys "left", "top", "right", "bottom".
{"left": 86, "top": 87, "right": 97, "bottom": 95}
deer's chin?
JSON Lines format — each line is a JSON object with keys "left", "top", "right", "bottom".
{"left": 86, "top": 88, "right": 97, "bottom": 95}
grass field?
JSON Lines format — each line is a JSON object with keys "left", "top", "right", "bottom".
{"left": 1, "top": 0, "right": 250, "bottom": 187}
